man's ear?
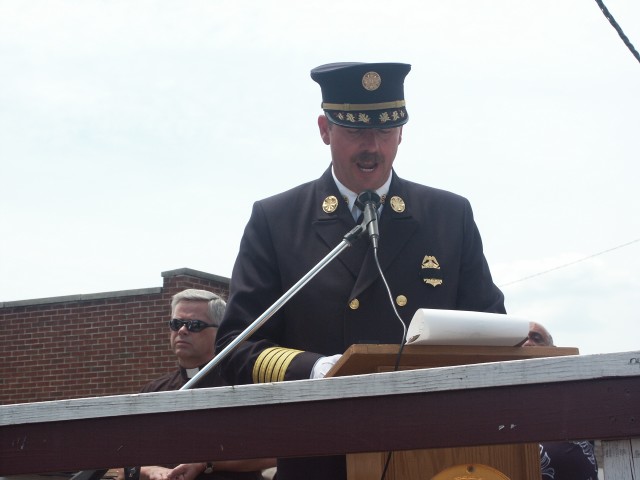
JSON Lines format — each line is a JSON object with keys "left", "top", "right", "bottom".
{"left": 318, "top": 115, "right": 331, "bottom": 145}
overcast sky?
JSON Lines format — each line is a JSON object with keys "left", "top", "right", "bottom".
{"left": 1, "top": 1, "right": 638, "bottom": 356}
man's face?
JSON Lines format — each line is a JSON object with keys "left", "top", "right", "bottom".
{"left": 318, "top": 115, "right": 402, "bottom": 193}
{"left": 522, "top": 322, "right": 553, "bottom": 347}
{"left": 169, "top": 300, "right": 217, "bottom": 368}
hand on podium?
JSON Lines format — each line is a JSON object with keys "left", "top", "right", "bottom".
{"left": 311, "top": 354, "right": 342, "bottom": 378}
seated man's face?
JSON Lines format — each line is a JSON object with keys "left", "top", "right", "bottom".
{"left": 523, "top": 322, "right": 553, "bottom": 347}
{"left": 170, "top": 300, "right": 217, "bottom": 368}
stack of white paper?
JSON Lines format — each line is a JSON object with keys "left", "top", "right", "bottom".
{"left": 405, "top": 308, "right": 529, "bottom": 346}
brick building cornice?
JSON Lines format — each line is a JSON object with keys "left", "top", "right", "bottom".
{"left": 1, "top": 267, "right": 230, "bottom": 308}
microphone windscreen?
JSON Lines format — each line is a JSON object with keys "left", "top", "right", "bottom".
{"left": 355, "top": 190, "right": 381, "bottom": 211}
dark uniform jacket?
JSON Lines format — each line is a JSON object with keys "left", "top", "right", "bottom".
{"left": 215, "top": 166, "right": 505, "bottom": 479}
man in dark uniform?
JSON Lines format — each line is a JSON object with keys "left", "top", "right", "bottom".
{"left": 215, "top": 62, "right": 505, "bottom": 480}
{"left": 134, "top": 289, "right": 274, "bottom": 480}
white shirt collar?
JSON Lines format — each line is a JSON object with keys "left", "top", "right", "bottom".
{"left": 331, "top": 167, "right": 392, "bottom": 213}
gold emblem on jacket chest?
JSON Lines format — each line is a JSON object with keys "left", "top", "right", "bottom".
{"left": 422, "top": 256, "right": 440, "bottom": 269}
{"left": 421, "top": 255, "right": 443, "bottom": 287}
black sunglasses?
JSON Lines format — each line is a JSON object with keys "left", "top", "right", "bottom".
{"left": 169, "top": 318, "right": 217, "bottom": 333}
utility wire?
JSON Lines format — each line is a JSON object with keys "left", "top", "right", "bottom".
{"left": 502, "top": 2, "right": 639, "bottom": 284}
{"left": 595, "top": 0, "right": 640, "bottom": 64}
{"left": 499, "top": 238, "right": 640, "bottom": 288}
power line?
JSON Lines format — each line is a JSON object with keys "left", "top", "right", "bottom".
{"left": 500, "top": 3, "right": 640, "bottom": 287}
{"left": 595, "top": 0, "right": 640, "bottom": 64}
{"left": 499, "top": 238, "right": 640, "bottom": 287}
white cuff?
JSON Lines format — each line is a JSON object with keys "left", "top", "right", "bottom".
{"left": 310, "top": 354, "right": 342, "bottom": 379}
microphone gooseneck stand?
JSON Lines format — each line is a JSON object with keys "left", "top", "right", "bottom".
{"left": 71, "top": 209, "right": 376, "bottom": 480}
{"left": 183, "top": 220, "right": 367, "bottom": 390}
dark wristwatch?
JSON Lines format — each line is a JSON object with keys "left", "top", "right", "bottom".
{"left": 203, "top": 462, "right": 214, "bottom": 474}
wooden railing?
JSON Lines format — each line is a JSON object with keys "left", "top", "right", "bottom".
{"left": 1, "top": 350, "right": 639, "bottom": 478}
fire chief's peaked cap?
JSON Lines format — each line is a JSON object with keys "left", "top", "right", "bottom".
{"left": 310, "top": 62, "right": 411, "bottom": 128}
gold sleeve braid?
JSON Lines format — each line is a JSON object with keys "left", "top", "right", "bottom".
{"left": 252, "top": 347, "right": 303, "bottom": 383}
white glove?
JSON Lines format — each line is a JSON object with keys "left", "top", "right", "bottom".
{"left": 310, "top": 354, "right": 342, "bottom": 379}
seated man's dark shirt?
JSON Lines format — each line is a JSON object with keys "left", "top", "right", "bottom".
{"left": 141, "top": 366, "right": 263, "bottom": 480}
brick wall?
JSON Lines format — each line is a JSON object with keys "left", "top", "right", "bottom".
{"left": 0, "top": 268, "right": 230, "bottom": 405}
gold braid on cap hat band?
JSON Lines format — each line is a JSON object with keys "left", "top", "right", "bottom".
{"left": 322, "top": 100, "right": 406, "bottom": 111}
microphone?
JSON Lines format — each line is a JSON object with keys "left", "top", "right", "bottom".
{"left": 355, "top": 190, "right": 381, "bottom": 249}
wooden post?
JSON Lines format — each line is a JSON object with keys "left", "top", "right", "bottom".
{"left": 602, "top": 438, "right": 640, "bottom": 479}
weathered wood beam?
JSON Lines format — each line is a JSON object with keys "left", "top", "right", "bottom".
{"left": 1, "top": 351, "right": 639, "bottom": 475}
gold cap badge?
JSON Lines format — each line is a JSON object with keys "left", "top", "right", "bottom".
{"left": 322, "top": 195, "right": 339, "bottom": 213}
{"left": 362, "top": 71, "right": 382, "bottom": 91}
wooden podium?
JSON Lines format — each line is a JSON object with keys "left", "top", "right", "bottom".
{"left": 326, "top": 344, "right": 579, "bottom": 480}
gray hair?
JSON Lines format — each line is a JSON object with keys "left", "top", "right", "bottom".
{"left": 170, "top": 289, "right": 226, "bottom": 327}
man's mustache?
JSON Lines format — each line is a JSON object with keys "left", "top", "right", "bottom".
{"left": 354, "top": 152, "right": 383, "bottom": 163}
